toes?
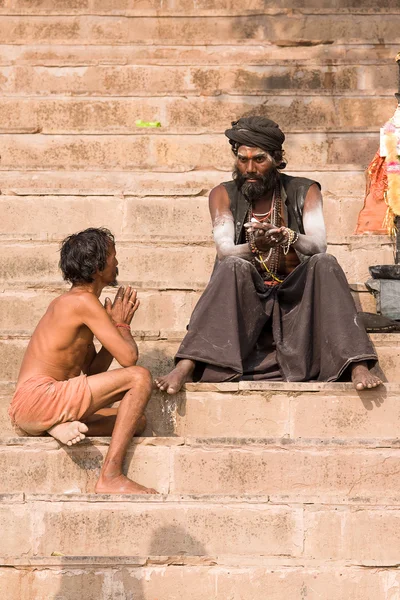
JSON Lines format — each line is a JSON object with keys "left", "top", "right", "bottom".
{"left": 167, "top": 386, "right": 177, "bottom": 395}
{"left": 79, "top": 423, "right": 89, "bottom": 433}
{"left": 355, "top": 382, "right": 364, "bottom": 390}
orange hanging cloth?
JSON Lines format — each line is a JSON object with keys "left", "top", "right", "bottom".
{"left": 355, "top": 149, "right": 388, "bottom": 235}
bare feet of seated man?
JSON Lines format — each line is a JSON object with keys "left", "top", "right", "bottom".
{"left": 47, "top": 413, "right": 147, "bottom": 447}
{"left": 154, "top": 359, "right": 195, "bottom": 395}
{"left": 48, "top": 421, "right": 89, "bottom": 446}
{"left": 351, "top": 361, "right": 382, "bottom": 391}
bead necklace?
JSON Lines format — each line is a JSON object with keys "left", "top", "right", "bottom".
{"left": 245, "top": 181, "right": 284, "bottom": 283}
{"left": 251, "top": 197, "right": 275, "bottom": 223}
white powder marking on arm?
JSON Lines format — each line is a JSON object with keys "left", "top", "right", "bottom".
{"left": 212, "top": 211, "right": 252, "bottom": 260}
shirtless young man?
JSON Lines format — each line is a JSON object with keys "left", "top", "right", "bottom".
{"left": 156, "top": 116, "right": 382, "bottom": 394}
{"left": 9, "top": 227, "right": 156, "bottom": 495}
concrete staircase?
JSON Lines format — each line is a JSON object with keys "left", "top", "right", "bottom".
{"left": 1, "top": 1, "right": 400, "bottom": 598}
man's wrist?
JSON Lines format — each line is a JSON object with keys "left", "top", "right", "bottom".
{"left": 115, "top": 323, "right": 131, "bottom": 331}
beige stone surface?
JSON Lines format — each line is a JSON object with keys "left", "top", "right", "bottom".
{"left": 2, "top": 384, "right": 400, "bottom": 439}
{"left": 0, "top": 65, "right": 397, "bottom": 98}
{"left": 170, "top": 446, "right": 400, "bottom": 499}
{"left": 0, "top": 193, "right": 371, "bottom": 249}
{"left": 175, "top": 391, "right": 291, "bottom": 437}
{"left": 0, "top": 195, "right": 212, "bottom": 242}
{"left": 0, "top": 43, "right": 396, "bottom": 68}
{"left": 1, "top": 0, "right": 400, "bottom": 15}
{"left": 0, "top": 442, "right": 171, "bottom": 494}
{"left": 0, "top": 286, "right": 375, "bottom": 334}
{"left": 0, "top": 193, "right": 365, "bottom": 242}
{"left": 0, "top": 289, "right": 201, "bottom": 333}
{"left": 0, "top": 499, "right": 303, "bottom": 557}
{"left": 0, "top": 0, "right": 399, "bottom": 588}
{"left": 0, "top": 133, "right": 380, "bottom": 171}
{"left": 290, "top": 391, "right": 400, "bottom": 438}
{"left": 304, "top": 506, "right": 400, "bottom": 562}
{"left": 0, "top": 564, "right": 394, "bottom": 600}
{"left": 0, "top": 97, "right": 396, "bottom": 135}
{"left": 0, "top": 243, "right": 216, "bottom": 289}
{"left": 0, "top": 241, "right": 391, "bottom": 289}
{"left": 0, "top": 15, "right": 399, "bottom": 45}
{"left": 0, "top": 169, "right": 367, "bottom": 197}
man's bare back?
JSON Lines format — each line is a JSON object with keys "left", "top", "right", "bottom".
{"left": 17, "top": 289, "right": 99, "bottom": 387}
{"left": 10, "top": 227, "right": 157, "bottom": 494}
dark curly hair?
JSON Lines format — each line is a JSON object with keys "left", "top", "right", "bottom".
{"left": 59, "top": 227, "right": 115, "bottom": 284}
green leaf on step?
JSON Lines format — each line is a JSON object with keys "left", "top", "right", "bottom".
{"left": 135, "top": 120, "right": 162, "bottom": 128}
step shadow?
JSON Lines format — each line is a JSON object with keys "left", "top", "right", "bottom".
{"left": 357, "top": 384, "right": 387, "bottom": 411}
{"left": 52, "top": 525, "right": 209, "bottom": 599}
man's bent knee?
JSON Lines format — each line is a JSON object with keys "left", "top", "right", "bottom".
{"left": 218, "top": 256, "right": 251, "bottom": 271}
{"left": 124, "top": 366, "right": 153, "bottom": 394}
{"left": 309, "top": 253, "right": 338, "bottom": 268}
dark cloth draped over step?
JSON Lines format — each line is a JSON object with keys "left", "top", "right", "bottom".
{"left": 175, "top": 254, "right": 378, "bottom": 383}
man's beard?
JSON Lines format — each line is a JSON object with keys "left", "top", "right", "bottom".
{"left": 233, "top": 166, "right": 279, "bottom": 203}
{"left": 110, "top": 267, "right": 119, "bottom": 287}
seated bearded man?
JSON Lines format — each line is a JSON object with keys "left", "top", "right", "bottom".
{"left": 9, "top": 227, "right": 156, "bottom": 495}
{"left": 156, "top": 116, "right": 382, "bottom": 393}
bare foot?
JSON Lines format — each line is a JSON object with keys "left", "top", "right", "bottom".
{"left": 48, "top": 421, "right": 89, "bottom": 446}
{"left": 154, "top": 359, "right": 195, "bottom": 395}
{"left": 95, "top": 473, "right": 157, "bottom": 495}
{"left": 351, "top": 362, "right": 382, "bottom": 391}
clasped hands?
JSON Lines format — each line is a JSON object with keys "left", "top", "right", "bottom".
{"left": 104, "top": 285, "right": 140, "bottom": 326}
{"left": 244, "top": 221, "right": 288, "bottom": 252}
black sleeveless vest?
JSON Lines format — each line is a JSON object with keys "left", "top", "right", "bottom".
{"left": 222, "top": 173, "right": 321, "bottom": 262}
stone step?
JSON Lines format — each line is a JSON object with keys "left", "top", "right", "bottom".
{"left": 0, "top": 290, "right": 202, "bottom": 334}
{"left": 0, "top": 132, "right": 382, "bottom": 171}
{"left": 3, "top": 435, "right": 400, "bottom": 500}
{"left": 0, "top": 331, "right": 396, "bottom": 382}
{"left": 0, "top": 43, "right": 398, "bottom": 67}
{"left": 0, "top": 64, "right": 397, "bottom": 98}
{"left": 0, "top": 237, "right": 393, "bottom": 289}
{"left": 0, "top": 15, "right": 398, "bottom": 45}
{"left": 0, "top": 381, "right": 398, "bottom": 438}
{"left": 1, "top": 96, "right": 397, "bottom": 135}
{"left": 0, "top": 169, "right": 368, "bottom": 196}
{"left": 1, "top": 493, "right": 400, "bottom": 562}
{"left": 0, "top": 560, "right": 392, "bottom": 600}
{"left": 1, "top": 0, "right": 400, "bottom": 15}
{"left": 0, "top": 283, "right": 377, "bottom": 335}
{"left": 0, "top": 193, "right": 374, "bottom": 242}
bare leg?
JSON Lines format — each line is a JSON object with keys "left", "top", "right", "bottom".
{"left": 73, "top": 367, "right": 157, "bottom": 494}
{"left": 154, "top": 359, "right": 195, "bottom": 395}
{"left": 351, "top": 361, "right": 382, "bottom": 391}
{"left": 84, "top": 409, "right": 146, "bottom": 437}
{"left": 83, "top": 366, "right": 157, "bottom": 494}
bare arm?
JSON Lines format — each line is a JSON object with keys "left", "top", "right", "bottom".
{"left": 83, "top": 343, "right": 114, "bottom": 376}
{"left": 293, "top": 183, "right": 327, "bottom": 255}
{"left": 209, "top": 184, "right": 252, "bottom": 260}
{"left": 77, "top": 287, "right": 139, "bottom": 368}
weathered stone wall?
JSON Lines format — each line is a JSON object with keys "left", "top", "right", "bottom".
{"left": 1, "top": 0, "right": 398, "bottom": 375}
{"left": 1, "top": 6, "right": 400, "bottom": 598}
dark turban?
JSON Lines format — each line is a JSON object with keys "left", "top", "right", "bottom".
{"left": 225, "top": 116, "right": 285, "bottom": 155}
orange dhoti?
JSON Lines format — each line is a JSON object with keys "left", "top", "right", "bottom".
{"left": 8, "top": 374, "right": 92, "bottom": 435}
